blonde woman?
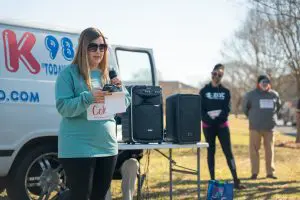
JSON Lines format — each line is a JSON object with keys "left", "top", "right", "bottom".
{"left": 55, "top": 27, "right": 131, "bottom": 200}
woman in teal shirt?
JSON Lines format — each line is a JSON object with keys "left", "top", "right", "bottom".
{"left": 55, "top": 27, "right": 131, "bottom": 200}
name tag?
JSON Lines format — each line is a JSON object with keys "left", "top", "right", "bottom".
{"left": 207, "top": 110, "right": 221, "bottom": 118}
{"left": 87, "top": 92, "right": 126, "bottom": 120}
{"left": 259, "top": 99, "right": 274, "bottom": 109}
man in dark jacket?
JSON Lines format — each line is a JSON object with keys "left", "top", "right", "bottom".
{"left": 200, "top": 63, "right": 245, "bottom": 189}
{"left": 243, "top": 75, "right": 281, "bottom": 179}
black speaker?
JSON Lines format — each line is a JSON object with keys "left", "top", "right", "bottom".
{"left": 121, "top": 85, "right": 164, "bottom": 144}
{"left": 166, "top": 93, "right": 201, "bottom": 144}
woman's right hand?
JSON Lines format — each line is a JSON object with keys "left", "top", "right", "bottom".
{"left": 92, "top": 89, "right": 112, "bottom": 103}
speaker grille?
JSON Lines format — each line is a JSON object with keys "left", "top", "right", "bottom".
{"left": 133, "top": 105, "right": 163, "bottom": 140}
{"left": 178, "top": 95, "right": 201, "bottom": 142}
{"left": 166, "top": 94, "right": 201, "bottom": 144}
{"left": 122, "top": 85, "right": 164, "bottom": 143}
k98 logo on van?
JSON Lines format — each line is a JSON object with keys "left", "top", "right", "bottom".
{"left": 1, "top": 29, "right": 77, "bottom": 77}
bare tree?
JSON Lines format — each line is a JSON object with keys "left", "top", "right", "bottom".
{"left": 248, "top": 0, "right": 300, "bottom": 142}
{"left": 249, "top": 0, "right": 300, "bottom": 95}
{"left": 221, "top": 9, "right": 287, "bottom": 115}
{"left": 221, "top": 61, "right": 257, "bottom": 115}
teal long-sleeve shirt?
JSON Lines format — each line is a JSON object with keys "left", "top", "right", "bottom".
{"left": 55, "top": 64, "right": 131, "bottom": 158}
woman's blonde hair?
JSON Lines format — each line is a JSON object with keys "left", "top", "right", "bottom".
{"left": 72, "top": 27, "right": 109, "bottom": 90}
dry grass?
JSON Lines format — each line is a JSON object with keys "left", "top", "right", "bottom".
{"left": 110, "top": 115, "right": 300, "bottom": 200}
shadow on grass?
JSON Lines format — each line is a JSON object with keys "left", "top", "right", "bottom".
{"left": 1, "top": 179, "right": 299, "bottom": 200}
{"left": 282, "top": 133, "right": 296, "bottom": 137}
{"left": 147, "top": 178, "right": 300, "bottom": 200}
{"left": 113, "top": 188, "right": 203, "bottom": 200}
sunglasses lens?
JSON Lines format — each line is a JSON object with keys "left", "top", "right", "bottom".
{"left": 88, "top": 43, "right": 107, "bottom": 52}
{"left": 99, "top": 44, "right": 107, "bottom": 51}
{"left": 212, "top": 71, "right": 223, "bottom": 78}
{"left": 87, "top": 43, "right": 98, "bottom": 52}
{"left": 260, "top": 79, "right": 270, "bottom": 84}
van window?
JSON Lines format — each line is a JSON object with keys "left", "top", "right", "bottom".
{"left": 115, "top": 50, "right": 153, "bottom": 86}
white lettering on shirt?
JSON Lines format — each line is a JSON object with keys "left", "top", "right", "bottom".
{"left": 205, "top": 92, "right": 225, "bottom": 100}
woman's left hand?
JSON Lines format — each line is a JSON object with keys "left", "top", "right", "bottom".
{"left": 111, "top": 77, "right": 122, "bottom": 87}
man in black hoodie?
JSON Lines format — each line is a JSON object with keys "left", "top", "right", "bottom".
{"left": 199, "top": 63, "right": 245, "bottom": 189}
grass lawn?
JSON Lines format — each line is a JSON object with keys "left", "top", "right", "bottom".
{"left": 110, "top": 116, "right": 300, "bottom": 200}
{"left": 1, "top": 116, "right": 299, "bottom": 199}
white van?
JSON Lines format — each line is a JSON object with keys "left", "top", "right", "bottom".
{"left": 278, "top": 100, "right": 297, "bottom": 126}
{"left": 0, "top": 21, "right": 158, "bottom": 200}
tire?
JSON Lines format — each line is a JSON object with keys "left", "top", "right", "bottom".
{"left": 6, "top": 144, "right": 68, "bottom": 200}
{"left": 0, "top": 177, "right": 6, "bottom": 193}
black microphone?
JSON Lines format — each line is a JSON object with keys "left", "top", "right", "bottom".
{"left": 109, "top": 69, "right": 122, "bottom": 88}
{"left": 103, "top": 69, "right": 122, "bottom": 92}
{"left": 109, "top": 70, "right": 118, "bottom": 80}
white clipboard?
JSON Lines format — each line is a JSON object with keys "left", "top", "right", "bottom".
{"left": 87, "top": 92, "right": 126, "bottom": 120}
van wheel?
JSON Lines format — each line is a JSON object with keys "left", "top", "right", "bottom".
{"left": 7, "top": 145, "right": 68, "bottom": 200}
{"left": 0, "top": 178, "right": 6, "bottom": 193}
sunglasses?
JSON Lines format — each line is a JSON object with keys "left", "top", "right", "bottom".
{"left": 260, "top": 79, "right": 270, "bottom": 84}
{"left": 211, "top": 71, "right": 223, "bottom": 78}
{"left": 87, "top": 43, "right": 107, "bottom": 52}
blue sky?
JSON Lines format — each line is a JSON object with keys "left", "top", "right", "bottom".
{"left": 0, "top": 0, "right": 248, "bottom": 87}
